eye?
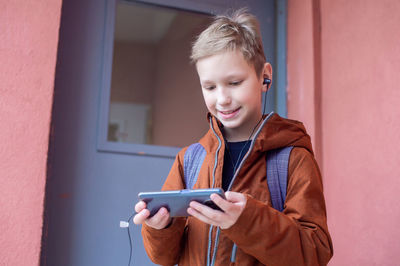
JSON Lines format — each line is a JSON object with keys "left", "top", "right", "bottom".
{"left": 229, "top": 80, "right": 243, "bottom": 86}
{"left": 203, "top": 85, "right": 216, "bottom": 91}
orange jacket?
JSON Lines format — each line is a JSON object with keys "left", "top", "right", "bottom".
{"left": 142, "top": 113, "right": 333, "bottom": 265}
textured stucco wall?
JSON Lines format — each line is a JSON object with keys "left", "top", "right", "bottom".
{"left": 287, "top": 0, "right": 400, "bottom": 264}
{"left": 287, "top": 0, "right": 317, "bottom": 148}
{"left": 0, "top": 1, "right": 62, "bottom": 265}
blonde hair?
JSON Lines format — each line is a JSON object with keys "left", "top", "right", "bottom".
{"left": 190, "top": 8, "right": 266, "bottom": 76}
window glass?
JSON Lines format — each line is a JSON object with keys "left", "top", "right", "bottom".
{"left": 108, "top": 2, "right": 211, "bottom": 148}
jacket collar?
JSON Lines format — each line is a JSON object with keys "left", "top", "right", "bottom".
{"left": 199, "top": 112, "right": 314, "bottom": 155}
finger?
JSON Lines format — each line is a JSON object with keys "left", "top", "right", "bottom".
{"left": 210, "top": 193, "right": 232, "bottom": 212}
{"left": 224, "top": 191, "right": 246, "bottom": 203}
{"left": 189, "top": 201, "right": 224, "bottom": 222}
{"left": 187, "top": 206, "right": 219, "bottom": 227}
{"left": 133, "top": 209, "right": 150, "bottom": 225}
{"left": 146, "top": 207, "right": 171, "bottom": 229}
{"left": 135, "top": 201, "right": 147, "bottom": 213}
{"left": 190, "top": 200, "right": 215, "bottom": 214}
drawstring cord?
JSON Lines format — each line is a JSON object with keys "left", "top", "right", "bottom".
{"left": 231, "top": 243, "right": 238, "bottom": 263}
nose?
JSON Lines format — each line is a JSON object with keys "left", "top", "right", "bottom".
{"left": 216, "top": 87, "right": 231, "bottom": 106}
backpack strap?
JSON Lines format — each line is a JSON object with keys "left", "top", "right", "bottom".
{"left": 231, "top": 146, "right": 294, "bottom": 263}
{"left": 183, "top": 143, "right": 207, "bottom": 189}
{"left": 266, "top": 146, "right": 294, "bottom": 212}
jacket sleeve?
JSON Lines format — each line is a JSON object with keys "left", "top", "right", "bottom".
{"left": 222, "top": 147, "right": 333, "bottom": 265}
{"left": 141, "top": 149, "right": 188, "bottom": 265}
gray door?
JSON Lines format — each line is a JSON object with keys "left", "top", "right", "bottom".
{"left": 42, "top": 0, "right": 276, "bottom": 265}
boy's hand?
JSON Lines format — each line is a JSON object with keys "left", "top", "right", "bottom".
{"left": 187, "top": 191, "right": 246, "bottom": 229}
{"left": 133, "top": 201, "right": 172, "bottom": 230}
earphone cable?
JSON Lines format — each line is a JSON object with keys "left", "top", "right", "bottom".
{"left": 213, "top": 88, "right": 269, "bottom": 266}
{"left": 263, "top": 88, "right": 269, "bottom": 115}
{"left": 126, "top": 213, "right": 135, "bottom": 266}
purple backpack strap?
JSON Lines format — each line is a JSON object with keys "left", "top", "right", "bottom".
{"left": 183, "top": 143, "right": 207, "bottom": 189}
{"left": 266, "top": 146, "right": 294, "bottom": 212}
{"left": 231, "top": 146, "right": 294, "bottom": 263}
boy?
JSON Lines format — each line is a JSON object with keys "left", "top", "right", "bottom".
{"left": 134, "top": 9, "right": 333, "bottom": 265}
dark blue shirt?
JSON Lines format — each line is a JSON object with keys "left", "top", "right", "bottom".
{"left": 222, "top": 140, "right": 251, "bottom": 191}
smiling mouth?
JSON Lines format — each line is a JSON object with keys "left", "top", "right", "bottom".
{"left": 218, "top": 107, "right": 241, "bottom": 117}
{"left": 220, "top": 107, "right": 240, "bottom": 114}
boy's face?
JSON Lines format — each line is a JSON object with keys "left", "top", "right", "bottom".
{"left": 196, "top": 50, "right": 271, "bottom": 141}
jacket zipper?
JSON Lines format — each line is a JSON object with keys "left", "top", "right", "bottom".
{"left": 207, "top": 118, "right": 222, "bottom": 266}
{"left": 207, "top": 112, "right": 275, "bottom": 265}
{"left": 226, "top": 111, "right": 275, "bottom": 263}
{"left": 227, "top": 112, "right": 274, "bottom": 191}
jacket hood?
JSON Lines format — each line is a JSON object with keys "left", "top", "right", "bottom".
{"left": 200, "top": 112, "right": 314, "bottom": 155}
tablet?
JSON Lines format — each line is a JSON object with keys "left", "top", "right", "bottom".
{"left": 138, "top": 188, "right": 225, "bottom": 217}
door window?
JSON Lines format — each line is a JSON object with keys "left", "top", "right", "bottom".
{"left": 102, "top": 2, "right": 211, "bottom": 154}
{"left": 98, "top": 0, "right": 281, "bottom": 158}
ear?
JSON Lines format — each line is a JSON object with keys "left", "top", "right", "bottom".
{"left": 261, "top": 63, "right": 273, "bottom": 92}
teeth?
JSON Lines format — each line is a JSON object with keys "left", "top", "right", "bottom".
{"left": 221, "top": 109, "right": 237, "bottom": 114}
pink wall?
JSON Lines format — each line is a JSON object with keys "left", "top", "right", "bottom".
{"left": 287, "top": 0, "right": 318, "bottom": 151}
{"left": 288, "top": 0, "right": 400, "bottom": 264}
{"left": 0, "top": 1, "right": 62, "bottom": 265}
